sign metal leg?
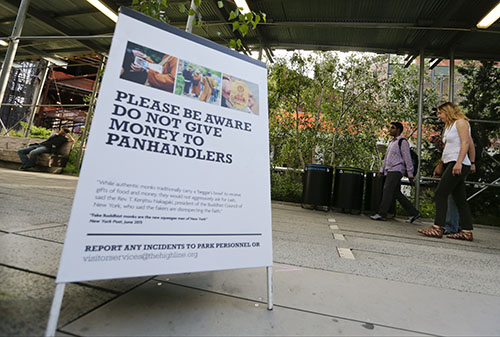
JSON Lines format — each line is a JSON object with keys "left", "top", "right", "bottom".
{"left": 45, "top": 282, "right": 66, "bottom": 337}
{"left": 266, "top": 266, "right": 273, "bottom": 310}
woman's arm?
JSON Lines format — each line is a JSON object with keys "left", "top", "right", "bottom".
{"left": 147, "top": 57, "right": 177, "bottom": 91}
{"left": 453, "top": 119, "right": 470, "bottom": 175}
{"left": 468, "top": 134, "right": 476, "bottom": 173}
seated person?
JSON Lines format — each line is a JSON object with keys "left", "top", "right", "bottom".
{"left": 17, "top": 128, "right": 74, "bottom": 170}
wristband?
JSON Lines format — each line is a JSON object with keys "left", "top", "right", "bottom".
{"left": 471, "top": 162, "right": 475, "bottom": 165}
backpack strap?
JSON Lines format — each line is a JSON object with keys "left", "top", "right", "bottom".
{"left": 398, "top": 138, "right": 417, "bottom": 177}
{"left": 397, "top": 138, "right": 407, "bottom": 161}
{"left": 206, "top": 76, "right": 214, "bottom": 90}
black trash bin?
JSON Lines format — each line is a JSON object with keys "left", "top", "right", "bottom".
{"left": 301, "top": 164, "right": 334, "bottom": 209}
{"left": 332, "top": 167, "right": 364, "bottom": 214}
{"left": 364, "top": 171, "right": 395, "bottom": 216}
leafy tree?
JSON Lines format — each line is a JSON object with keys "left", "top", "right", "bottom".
{"left": 268, "top": 52, "right": 421, "bottom": 171}
{"left": 10, "top": 121, "right": 52, "bottom": 139}
{"left": 319, "top": 52, "right": 388, "bottom": 169}
{"left": 387, "top": 57, "right": 439, "bottom": 124}
{"left": 268, "top": 52, "right": 444, "bottom": 209}
{"left": 387, "top": 56, "right": 439, "bottom": 177}
{"left": 458, "top": 60, "right": 500, "bottom": 144}
{"left": 268, "top": 52, "right": 316, "bottom": 168}
{"left": 457, "top": 60, "right": 500, "bottom": 224}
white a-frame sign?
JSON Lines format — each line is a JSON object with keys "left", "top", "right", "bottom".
{"left": 46, "top": 7, "right": 273, "bottom": 336}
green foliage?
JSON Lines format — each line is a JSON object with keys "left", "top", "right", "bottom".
{"left": 63, "top": 146, "right": 81, "bottom": 175}
{"left": 82, "top": 93, "right": 92, "bottom": 104}
{"left": 132, "top": 0, "right": 170, "bottom": 23}
{"left": 131, "top": 1, "right": 266, "bottom": 51}
{"left": 268, "top": 52, "right": 315, "bottom": 168}
{"left": 229, "top": 39, "right": 243, "bottom": 49}
{"left": 388, "top": 57, "right": 440, "bottom": 178}
{"left": 387, "top": 57, "right": 438, "bottom": 121}
{"left": 394, "top": 187, "right": 435, "bottom": 219}
{"left": 11, "top": 122, "right": 53, "bottom": 139}
{"left": 267, "top": 52, "right": 449, "bottom": 221}
{"left": 226, "top": 6, "right": 265, "bottom": 48}
{"left": 458, "top": 60, "right": 500, "bottom": 143}
{"left": 415, "top": 187, "right": 435, "bottom": 218}
{"left": 62, "top": 134, "right": 83, "bottom": 175}
{"left": 268, "top": 52, "right": 398, "bottom": 170}
{"left": 457, "top": 60, "right": 500, "bottom": 224}
{"left": 270, "top": 170, "right": 302, "bottom": 203}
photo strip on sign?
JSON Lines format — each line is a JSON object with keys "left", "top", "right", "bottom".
{"left": 56, "top": 7, "right": 272, "bottom": 283}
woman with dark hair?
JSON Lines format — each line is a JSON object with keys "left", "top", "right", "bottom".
{"left": 418, "top": 102, "right": 475, "bottom": 241}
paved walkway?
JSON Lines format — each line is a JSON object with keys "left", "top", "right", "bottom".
{"left": 1, "top": 167, "right": 500, "bottom": 336}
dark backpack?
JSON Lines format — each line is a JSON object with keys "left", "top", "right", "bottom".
{"left": 398, "top": 138, "right": 419, "bottom": 177}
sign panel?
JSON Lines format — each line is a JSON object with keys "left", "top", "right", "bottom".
{"left": 57, "top": 8, "right": 272, "bottom": 282}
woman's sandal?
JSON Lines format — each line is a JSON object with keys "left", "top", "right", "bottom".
{"left": 446, "top": 230, "right": 473, "bottom": 241}
{"left": 417, "top": 225, "right": 444, "bottom": 238}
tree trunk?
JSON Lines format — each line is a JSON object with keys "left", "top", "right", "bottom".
{"left": 311, "top": 87, "right": 324, "bottom": 164}
{"left": 294, "top": 95, "right": 305, "bottom": 168}
{"left": 329, "top": 89, "right": 347, "bottom": 166}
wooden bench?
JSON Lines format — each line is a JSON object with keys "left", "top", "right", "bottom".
{"left": 0, "top": 136, "right": 73, "bottom": 173}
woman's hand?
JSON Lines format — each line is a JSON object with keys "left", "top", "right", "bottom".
{"left": 130, "top": 50, "right": 149, "bottom": 72}
{"left": 452, "top": 162, "right": 462, "bottom": 176}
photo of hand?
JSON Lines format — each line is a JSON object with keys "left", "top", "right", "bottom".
{"left": 120, "top": 41, "right": 178, "bottom": 93}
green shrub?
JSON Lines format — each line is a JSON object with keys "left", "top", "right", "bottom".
{"left": 393, "top": 186, "right": 435, "bottom": 219}
{"left": 418, "top": 188, "right": 436, "bottom": 219}
{"left": 62, "top": 135, "right": 83, "bottom": 175}
{"left": 8, "top": 129, "right": 23, "bottom": 137}
{"left": 62, "top": 147, "right": 81, "bottom": 175}
{"left": 12, "top": 122, "right": 53, "bottom": 139}
{"left": 270, "top": 169, "right": 302, "bottom": 203}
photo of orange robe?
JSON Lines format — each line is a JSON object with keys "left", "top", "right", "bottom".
{"left": 147, "top": 55, "right": 178, "bottom": 93}
{"left": 199, "top": 76, "right": 218, "bottom": 102}
{"left": 191, "top": 72, "right": 202, "bottom": 97}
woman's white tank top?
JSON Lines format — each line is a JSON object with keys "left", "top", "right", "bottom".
{"left": 442, "top": 121, "right": 471, "bottom": 165}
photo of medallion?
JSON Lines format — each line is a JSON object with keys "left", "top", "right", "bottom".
{"left": 221, "top": 74, "right": 259, "bottom": 115}
{"left": 229, "top": 80, "right": 250, "bottom": 110}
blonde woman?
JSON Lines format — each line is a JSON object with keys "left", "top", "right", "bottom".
{"left": 418, "top": 102, "right": 475, "bottom": 241}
